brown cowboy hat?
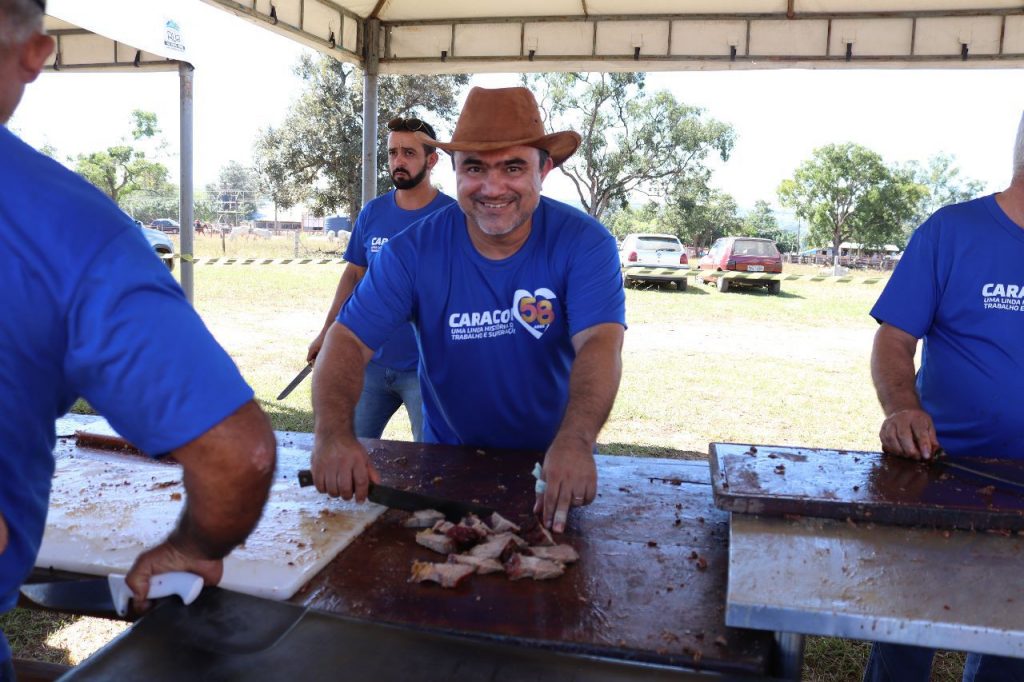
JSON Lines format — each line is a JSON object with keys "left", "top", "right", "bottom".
{"left": 415, "top": 86, "right": 581, "bottom": 167}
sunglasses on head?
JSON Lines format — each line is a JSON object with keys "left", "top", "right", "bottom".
{"left": 387, "top": 117, "right": 435, "bottom": 139}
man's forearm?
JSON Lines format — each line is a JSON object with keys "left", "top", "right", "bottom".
{"left": 312, "top": 324, "right": 374, "bottom": 442}
{"left": 871, "top": 323, "right": 922, "bottom": 416}
{"left": 170, "top": 400, "right": 276, "bottom": 559}
{"left": 557, "top": 324, "right": 624, "bottom": 446}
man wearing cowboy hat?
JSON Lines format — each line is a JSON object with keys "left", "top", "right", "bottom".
{"left": 310, "top": 86, "right": 626, "bottom": 533}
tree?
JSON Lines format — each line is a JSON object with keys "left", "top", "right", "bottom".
{"left": 903, "top": 153, "right": 986, "bottom": 233}
{"left": 254, "top": 55, "right": 468, "bottom": 223}
{"left": 663, "top": 182, "right": 741, "bottom": 250}
{"left": 604, "top": 202, "right": 662, "bottom": 240}
{"left": 778, "top": 143, "right": 923, "bottom": 259}
{"left": 253, "top": 128, "right": 307, "bottom": 228}
{"left": 74, "top": 109, "right": 170, "bottom": 204}
{"left": 523, "top": 72, "right": 734, "bottom": 222}
{"left": 206, "top": 161, "right": 260, "bottom": 225}
{"left": 742, "top": 200, "right": 799, "bottom": 253}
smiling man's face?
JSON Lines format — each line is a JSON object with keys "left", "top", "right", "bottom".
{"left": 454, "top": 145, "right": 552, "bottom": 239}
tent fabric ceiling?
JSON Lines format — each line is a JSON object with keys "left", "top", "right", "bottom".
{"left": 203, "top": 0, "right": 1024, "bottom": 73}
{"left": 42, "top": 17, "right": 179, "bottom": 73}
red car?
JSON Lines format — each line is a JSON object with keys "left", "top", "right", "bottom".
{"left": 697, "top": 237, "right": 782, "bottom": 294}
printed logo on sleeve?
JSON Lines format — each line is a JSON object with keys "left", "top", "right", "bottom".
{"left": 447, "top": 286, "right": 558, "bottom": 342}
{"left": 982, "top": 283, "right": 1024, "bottom": 311}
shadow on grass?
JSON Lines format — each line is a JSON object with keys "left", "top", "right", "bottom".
{"left": 258, "top": 397, "right": 314, "bottom": 433}
{"left": 0, "top": 609, "right": 75, "bottom": 665}
{"left": 721, "top": 286, "right": 804, "bottom": 299}
{"left": 598, "top": 442, "right": 707, "bottom": 460}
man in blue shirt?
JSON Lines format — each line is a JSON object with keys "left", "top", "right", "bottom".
{"left": 865, "top": 113, "right": 1024, "bottom": 682}
{"left": 309, "top": 86, "right": 626, "bottom": 535}
{"left": 0, "top": 3, "right": 275, "bottom": 677}
{"left": 307, "top": 117, "right": 454, "bottom": 441}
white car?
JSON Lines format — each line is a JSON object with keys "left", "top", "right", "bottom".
{"left": 619, "top": 233, "right": 689, "bottom": 291}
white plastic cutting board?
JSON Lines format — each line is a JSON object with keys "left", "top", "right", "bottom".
{"left": 38, "top": 442, "right": 385, "bottom": 600}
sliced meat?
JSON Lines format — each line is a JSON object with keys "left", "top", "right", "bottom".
{"left": 448, "top": 554, "right": 504, "bottom": 575}
{"left": 462, "top": 514, "right": 493, "bottom": 538}
{"left": 467, "top": 533, "right": 520, "bottom": 560}
{"left": 520, "top": 517, "right": 556, "bottom": 547}
{"left": 489, "top": 512, "right": 520, "bottom": 534}
{"left": 445, "top": 523, "right": 483, "bottom": 551}
{"left": 409, "top": 560, "right": 475, "bottom": 588}
{"left": 403, "top": 509, "right": 446, "bottom": 529}
{"left": 528, "top": 544, "right": 579, "bottom": 564}
{"left": 415, "top": 529, "right": 456, "bottom": 555}
{"left": 505, "top": 554, "right": 565, "bottom": 581}
{"left": 431, "top": 520, "right": 455, "bottom": 534}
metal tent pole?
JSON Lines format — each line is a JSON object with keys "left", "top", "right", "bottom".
{"left": 361, "top": 19, "right": 380, "bottom": 207}
{"left": 179, "top": 61, "right": 195, "bottom": 304}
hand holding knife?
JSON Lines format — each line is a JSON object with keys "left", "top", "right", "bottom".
{"left": 276, "top": 362, "right": 313, "bottom": 400}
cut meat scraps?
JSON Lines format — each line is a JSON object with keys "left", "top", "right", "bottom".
{"left": 448, "top": 554, "right": 504, "bottom": 575}
{"left": 415, "top": 529, "right": 456, "bottom": 555}
{"left": 505, "top": 554, "right": 565, "bottom": 581}
{"left": 403, "top": 509, "right": 446, "bottom": 528}
{"left": 526, "top": 544, "right": 579, "bottom": 564}
{"left": 409, "top": 560, "right": 475, "bottom": 588}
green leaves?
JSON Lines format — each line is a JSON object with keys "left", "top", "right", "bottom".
{"left": 778, "top": 142, "right": 922, "bottom": 256}
{"left": 524, "top": 72, "right": 734, "bottom": 222}
{"left": 255, "top": 55, "right": 468, "bottom": 222}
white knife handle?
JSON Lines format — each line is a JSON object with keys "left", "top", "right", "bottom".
{"left": 107, "top": 572, "right": 204, "bottom": 617}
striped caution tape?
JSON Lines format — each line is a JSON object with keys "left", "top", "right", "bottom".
{"left": 625, "top": 266, "right": 888, "bottom": 285}
{"left": 177, "top": 256, "right": 346, "bottom": 266}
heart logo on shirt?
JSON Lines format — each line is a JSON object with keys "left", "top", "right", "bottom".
{"left": 512, "top": 288, "right": 558, "bottom": 339}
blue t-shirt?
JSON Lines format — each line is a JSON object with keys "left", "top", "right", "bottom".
{"left": 342, "top": 190, "right": 455, "bottom": 371}
{"left": 339, "top": 197, "right": 626, "bottom": 452}
{"left": 0, "top": 127, "right": 253, "bottom": 661}
{"left": 871, "top": 194, "right": 1024, "bottom": 459}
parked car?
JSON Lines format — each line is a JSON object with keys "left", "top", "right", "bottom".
{"left": 132, "top": 218, "right": 176, "bottom": 271}
{"left": 619, "top": 233, "right": 689, "bottom": 291}
{"left": 150, "top": 218, "right": 180, "bottom": 234}
{"left": 697, "top": 237, "right": 782, "bottom": 294}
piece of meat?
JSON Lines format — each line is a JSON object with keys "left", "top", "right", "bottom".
{"left": 415, "top": 529, "right": 456, "bottom": 555}
{"left": 409, "top": 560, "right": 475, "bottom": 588}
{"left": 431, "top": 520, "right": 455, "bottom": 534}
{"left": 528, "top": 544, "right": 579, "bottom": 564}
{"left": 489, "top": 512, "right": 520, "bottom": 534}
{"left": 520, "top": 517, "right": 556, "bottom": 546}
{"left": 445, "top": 523, "right": 484, "bottom": 550}
{"left": 448, "top": 553, "right": 504, "bottom": 575}
{"left": 505, "top": 553, "right": 565, "bottom": 581}
{"left": 403, "top": 509, "right": 446, "bottom": 529}
{"left": 468, "top": 533, "right": 520, "bottom": 560}
{"left": 461, "top": 514, "right": 493, "bottom": 538}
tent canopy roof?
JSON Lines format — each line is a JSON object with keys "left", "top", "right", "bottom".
{"left": 202, "top": 0, "right": 1024, "bottom": 74}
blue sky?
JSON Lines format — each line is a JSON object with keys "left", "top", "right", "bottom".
{"left": 11, "top": 2, "right": 1023, "bottom": 215}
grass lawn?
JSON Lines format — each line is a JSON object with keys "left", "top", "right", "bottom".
{"left": 3, "top": 236, "right": 966, "bottom": 680}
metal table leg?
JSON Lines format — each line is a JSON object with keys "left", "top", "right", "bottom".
{"left": 773, "top": 632, "right": 805, "bottom": 680}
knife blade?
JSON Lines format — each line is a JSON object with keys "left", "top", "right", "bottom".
{"left": 20, "top": 572, "right": 203, "bottom": 618}
{"left": 940, "top": 459, "right": 1024, "bottom": 492}
{"left": 276, "top": 363, "right": 313, "bottom": 400}
{"left": 297, "top": 469, "right": 494, "bottom": 521}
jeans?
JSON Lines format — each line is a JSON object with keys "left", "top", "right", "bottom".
{"left": 864, "top": 642, "right": 1024, "bottom": 682}
{"left": 353, "top": 363, "right": 422, "bottom": 441}
{"left": 0, "top": 658, "right": 13, "bottom": 682}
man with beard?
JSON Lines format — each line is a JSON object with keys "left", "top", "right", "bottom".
{"left": 309, "top": 87, "right": 625, "bottom": 534}
{"left": 307, "top": 117, "right": 454, "bottom": 441}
